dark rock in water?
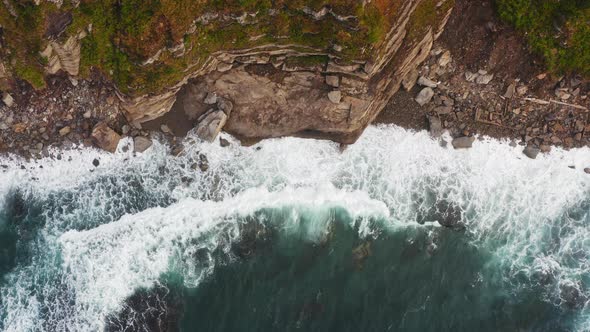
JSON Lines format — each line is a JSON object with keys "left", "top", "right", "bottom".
{"left": 219, "top": 137, "right": 230, "bottom": 147}
{"left": 105, "top": 284, "right": 182, "bottom": 332}
{"left": 585, "top": 168, "right": 590, "bottom": 174}
{"left": 452, "top": 136, "right": 475, "bottom": 149}
{"left": 92, "top": 159, "right": 99, "bottom": 167}
{"left": 523, "top": 146, "right": 540, "bottom": 159}
{"left": 436, "top": 201, "right": 464, "bottom": 229}
{"left": 428, "top": 116, "right": 443, "bottom": 137}
{"left": 559, "top": 281, "right": 586, "bottom": 309}
{"left": 171, "top": 144, "right": 184, "bottom": 157}
{"left": 198, "top": 154, "right": 209, "bottom": 172}
{"left": 416, "top": 196, "right": 463, "bottom": 229}
{"left": 352, "top": 242, "right": 371, "bottom": 269}
{"left": 232, "top": 219, "right": 274, "bottom": 258}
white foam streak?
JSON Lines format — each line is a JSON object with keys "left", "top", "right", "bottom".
{"left": 56, "top": 185, "right": 387, "bottom": 330}
{"left": 2, "top": 125, "right": 590, "bottom": 330}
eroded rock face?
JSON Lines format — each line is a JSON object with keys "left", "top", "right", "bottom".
{"left": 0, "top": 0, "right": 455, "bottom": 145}
{"left": 120, "top": 0, "right": 454, "bottom": 143}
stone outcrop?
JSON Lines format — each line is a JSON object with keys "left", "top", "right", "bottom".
{"left": 0, "top": 0, "right": 455, "bottom": 145}
{"left": 122, "top": 1, "right": 454, "bottom": 143}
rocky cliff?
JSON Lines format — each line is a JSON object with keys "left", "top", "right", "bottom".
{"left": 0, "top": 0, "right": 454, "bottom": 146}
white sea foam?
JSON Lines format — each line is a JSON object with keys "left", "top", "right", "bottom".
{"left": 1, "top": 125, "right": 590, "bottom": 331}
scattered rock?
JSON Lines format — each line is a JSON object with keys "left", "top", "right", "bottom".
{"left": 83, "top": 110, "right": 92, "bottom": 119}
{"left": 2, "top": 92, "right": 14, "bottom": 107}
{"left": 220, "top": 137, "right": 230, "bottom": 147}
{"left": 204, "top": 92, "right": 218, "bottom": 105}
{"left": 451, "top": 136, "right": 475, "bottom": 149}
{"left": 438, "top": 51, "right": 452, "bottom": 67}
{"left": 517, "top": 85, "right": 528, "bottom": 96}
{"left": 465, "top": 72, "right": 478, "bottom": 82}
{"left": 523, "top": 146, "right": 540, "bottom": 159}
{"left": 417, "top": 76, "right": 438, "bottom": 88}
{"left": 91, "top": 122, "right": 121, "bottom": 153}
{"left": 434, "top": 106, "right": 453, "bottom": 115}
{"left": 415, "top": 87, "right": 435, "bottom": 106}
{"left": 92, "top": 158, "right": 100, "bottom": 167}
{"left": 428, "top": 116, "right": 443, "bottom": 137}
{"left": 121, "top": 125, "right": 130, "bottom": 135}
{"left": 328, "top": 90, "right": 342, "bottom": 104}
{"left": 325, "top": 75, "right": 340, "bottom": 88}
{"left": 134, "top": 136, "right": 153, "bottom": 153}
{"left": 476, "top": 73, "right": 494, "bottom": 85}
{"left": 160, "top": 124, "right": 172, "bottom": 134}
{"left": 196, "top": 109, "right": 228, "bottom": 142}
{"left": 59, "top": 126, "right": 71, "bottom": 136}
{"left": 584, "top": 168, "right": 590, "bottom": 174}
{"left": 504, "top": 83, "right": 516, "bottom": 98}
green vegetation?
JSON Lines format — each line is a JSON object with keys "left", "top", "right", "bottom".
{"left": 0, "top": 0, "right": 450, "bottom": 95}
{"left": 497, "top": 0, "right": 590, "bottom": 76}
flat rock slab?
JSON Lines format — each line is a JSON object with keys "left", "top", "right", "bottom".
{"left": 196, "top": 109, "right": 228, "bottom": 142}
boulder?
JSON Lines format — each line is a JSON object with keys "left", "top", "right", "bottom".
{"left": 196, "top": 109, "right": 228, "bottom": 142}
{"left": 523, "top": 146, "right": 540, "bottom": 159}
{"left": 134, "top": 136, "right": 153, "bottom": 153}
{"left": 91, "top": 122, "right": 121, "bottom": 153}
{"left": 452, "top": 136, "right": 475, "bottom": 149}
{"left": 415, "top": 87, "right": 435, "bottom": 106}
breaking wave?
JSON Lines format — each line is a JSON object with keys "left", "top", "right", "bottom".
{"left": 0, "top": 125, "right": 589, "bottom": 331}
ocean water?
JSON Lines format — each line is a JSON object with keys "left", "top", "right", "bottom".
{"left": 0, "top": 125, "right": 589, "bottom": 332}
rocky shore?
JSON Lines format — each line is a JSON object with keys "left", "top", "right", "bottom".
{"left": 0, "top": 0, "right": 588, "bottom": 162}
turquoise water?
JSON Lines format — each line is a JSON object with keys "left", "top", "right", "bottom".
{"left": 1, "top": 126, "right": 589, "bottom": 331}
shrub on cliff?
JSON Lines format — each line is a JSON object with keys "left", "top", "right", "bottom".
{"left": 496, "top": 0, "right": 590, "bottom": 77}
